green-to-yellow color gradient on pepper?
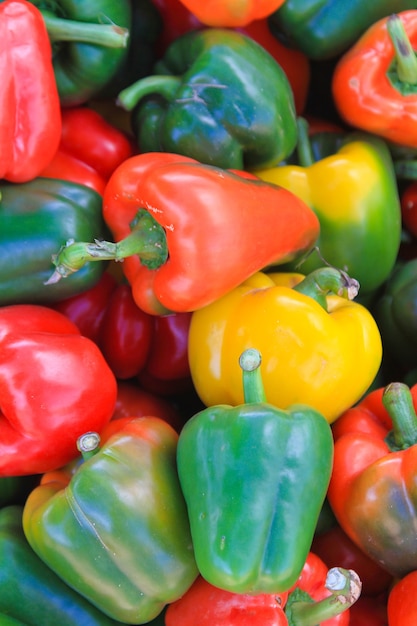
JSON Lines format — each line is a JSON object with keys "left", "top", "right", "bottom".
{"left": 256, "top": 125, "right": 401, "bottom": 296}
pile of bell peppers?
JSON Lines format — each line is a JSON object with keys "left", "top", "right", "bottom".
{"left": 8, "top": 0, "right": 417, "bottom": 623}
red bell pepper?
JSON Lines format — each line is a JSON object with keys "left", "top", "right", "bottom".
{"left": 349, "top": 594, "right": 389, "bottom": 626}
{"left": 165, "top": 552, "right": 360, "bottom": 625}
{"left": 52, "top": 271, "right": 119, "bottom": 344}
{"left": 312, "top": 524, "right": 393, "bottom": 596}
{"left": 327, "top": 382, "right": 417, "bottom": 579}
{"left": 401, "top": 181, "right": 417, "bottom": 239}
{"left": 0, "top": 304, "right": 117, "bottom": 476}
{"left": 39, "top": 106, "right": 135, "bottom": 194}
{"left": 47, "top": 152, "right": 320, "bottom": 315}
{"left": 52, "top": 275, "right": 192, "bottom": 391}
{"left": 112, "top": 381, "right": 186, "bottom": 432}
{"left": 0, "top": 0, "right": 61, "bottom": 183}
{"left": 387, "top": 569, "right": 417, "bottom": 625}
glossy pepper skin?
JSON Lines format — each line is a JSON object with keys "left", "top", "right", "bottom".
{"left": 269, "top": 0, "right": 417, "bottom": 60}
{"left": 256, "top": 122, "right": 402, "bottom": 295}
{"left": 23, "top": 418, "right": 198, "bottom": 624}
{"left": 40, "top": 107, "right": 134, "bottom": 194}
{"left": 176, "top": 0, "right": 286, "bottom": 27}
{"left": 332, "top": 11, "right": 417, "bottom": 148}
{"left": 0, "top": 505, "right": 127, "bottom": 626}
{"left": 177, "top": 348, "right": 334, "bottom": 593}
{"left": 0, "top": 0, "right": 61, "bottom": 183}
{"left": 165, "top": 552, "right": 359, "bottom": 624}
{"left": 0, "top": 304, "right": 117, "bottom": 477}
{"left": 327, "top": 382, "right": 417, "bottom": 578}
{"left": 29, "top": 0, "right": 131, "bottom": 106}
{"left": 388, "top": 570, "right": 417, "bottom": 625}
{"left": 373, "top": 258, "right": 417, "bottom": 372}
{"left": 48, "top": 152, "right": 320, "bottom": 315}
{"left": 118, "top": 29, "right": 297, "bottom": 170}
{"left": 0, "top": 177, "right": 108, "bottom": 304}
{"left": 188, "top": 268, "right": 382, "bottom": 424}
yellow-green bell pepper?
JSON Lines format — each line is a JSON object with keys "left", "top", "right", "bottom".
{"left": 188, "top": 267, "right": 382, "bottom": 423}
{"left": 255, "top": 120, "right": 402, "bottom": 295}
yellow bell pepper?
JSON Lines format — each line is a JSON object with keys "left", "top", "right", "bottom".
{"left": 188, "top": 267, "right": 382, "bottom": 423}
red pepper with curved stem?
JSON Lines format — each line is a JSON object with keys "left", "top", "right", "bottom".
{"left": 165, "top": 552, "right": 360, "bottom": 625}
{"left": 47, "top": 152, "right": 320, "bottom": 315}
{"left": 328, "top": 382, "right": 417, "bottom": 579}
{"left": 0, "top": 0, "right": 61, "bottom": 183}
{"left": 0, "top": 304, "right": 117, "bottom": 476}
{"left": 387, "top": 569, "right": 417, "bottom": 625}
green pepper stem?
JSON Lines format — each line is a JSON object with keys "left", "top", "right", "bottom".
{"left": 239, "top": 349, "right": 267, "bottom": 404}
{"left": 295, "top": 117, "right": 316, "bottom": 167}
{"left": 387, "top": 14, "right": 417, "bottom": 87}
{"left": 286, "top": 568, "right": 362, "bottom": 626}
{"left": 293, "top": 267, "right": 360, "bottom": 310}
{"left": 77, "top": 432, "right": 101, "bottom": 461}
{"left": 117, "top": 75, "right": 181, "bottom": 110}
{"left": 382, "top": 382, "right": 417, "bottom": 450}
{"left": 41, "top": 11, "right": 129, "bottom": 48}
{"left": 44, "top": 209, "right": 168, "bottom": 285}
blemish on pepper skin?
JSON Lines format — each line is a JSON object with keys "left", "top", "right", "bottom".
{"left": 219, "top": 536, "right": 226, "bottom": 551}
{"left": 348, "top": 77, "right": 360, "bottom": 92}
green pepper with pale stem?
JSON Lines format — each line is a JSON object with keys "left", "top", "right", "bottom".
{"left": 118, "top": 28, "right": 298, "bottom": 170}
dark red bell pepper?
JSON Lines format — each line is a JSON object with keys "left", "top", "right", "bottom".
{"left": 0, "top": 304, "right": 117, "bottom": 476}
{"left": 312, "top": 524, "right": 393, "bottom": 597}
{"left": 0, "top": 0, "right": 62, "bottom": 183}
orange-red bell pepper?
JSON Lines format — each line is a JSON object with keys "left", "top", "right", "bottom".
{"left": 46, "top": 153, "right": 320, "bottom": 315}
{"left": 332, "top": 11, "right": 417, "bottom": 148}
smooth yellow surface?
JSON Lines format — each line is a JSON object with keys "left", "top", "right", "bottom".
{"left": 188, "top": 271, "right": 382, "bottom": 423}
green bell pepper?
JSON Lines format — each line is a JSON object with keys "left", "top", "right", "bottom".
{"left": 0, "top": 177, "right": 108, "bottom": 305}
{"left": 0, "top": 505, "right": 129, "bottom": 626}
{"left": 117, "top": 28, "right": 297, "bottom": 170}
{"left": 373, "top": 258, "right": 417, "bottom": 373}
{"left": 256, "top": 119, "right": 402, "bottom": 296}
{"left": 269, "top": 0, "right": 417, "bottom": 60}
{"left": 176, "top": 348, "right": 334, "bottom": 594}
{"left": 22, "top": 420, "right": 198, "bottom": 625}
{"left": 28, "top": 0, "right": 131, "bottom": 106}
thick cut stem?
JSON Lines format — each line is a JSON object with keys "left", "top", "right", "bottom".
{"left": 286, "top": 567, "right": 362, "bottom": 626}
{"left": 383, "top": 382, "right": 417, "bottom": 451}
{"left": 239, "top": 349, "right": 267, "bottom": 404}
{"left": 293, "top": 267, "right": 360, "bottom": 310}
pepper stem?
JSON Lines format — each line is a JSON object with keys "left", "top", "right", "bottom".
{"left": 44, "top": 209, "right": 168, "bottom": 285}
{"left": 40, "top": 11, "right": 129, "bottom": 48}
{"left": 382, "top": 382, "right": 417, "bottom": 451}
{"left": 293, "top": 267, "right": 360, "bottom": 310}
{"left": 239, "top": 349, "right": 267, "bottom": 404}
{"left": 295, "top": 117, "right": 316, "bottom": 167}
{"left": 285, "top": 568, "right": 362, "bottom": 626}
{"left": 387, "top": 14, "right": 417, "bottom": 91}
{"left": 117, "top": 75, "right": 181, "bottom": 111}
{"left": 77, "top": 432, "right": 101, "bottom": 461}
